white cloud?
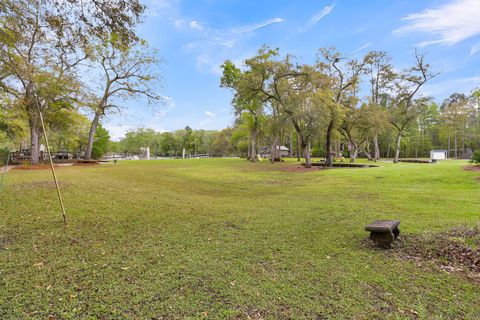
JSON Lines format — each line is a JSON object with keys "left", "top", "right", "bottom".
{"left": 393, "top": 0, "right": 480, "bottom": 47}
{"left": 196, "top": 110, "right": 216, "bottom": 127}
{"left": 470, "top": 43, "right": 480, "bottom": 56}
{"left": 351, "top": 42, "right": 371, "bottom": 54}
{"left": 150, "top": 0, "right": 174, "bottom": 8}
{"left": 300, "top": 4, "right": 335, "bottom": 32}
{"left": 147, "top": 0, "right": 179, "bottom": 18}
{"left": 173, "top": 18, "right": 185, "bottom": 29}
{"left": 189, "top": 20, "right": 204, "bottom": 31}
{"left": 354, "top": 28, "right": 366, "bottom": 35}
{"left": 211, "top": 37, "right": 236, "bottom": 48}
{"left": 232, "top": 18, "right": 286, "bottom": 34}
{"left": 205, "top": 110, "right": 216, "bottom": 118}
{"left": 176, "top": 17, "right": 284, "bottom": 74}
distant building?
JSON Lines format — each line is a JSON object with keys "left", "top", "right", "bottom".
{"left": 259, "top": 146, "right": 290, "bottom": 158}
{"left": 430, "top": 149, "right": 447, "bottom": 160}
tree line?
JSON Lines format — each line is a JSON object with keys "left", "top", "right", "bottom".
{"left": 110, "top": 126, "right": 236, "bottom": 158}
{"left": 220, "top": 47, "right": 480, "bottom": 167}
{"left": 1, "top": 2, "right": 479, "bottom": 164}
{"left": 0, "top": 0, "right": 160, "bottom": 163}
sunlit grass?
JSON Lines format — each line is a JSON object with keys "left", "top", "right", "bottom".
{"left": 0, "top": 159, "right": 479, "bottom": 319}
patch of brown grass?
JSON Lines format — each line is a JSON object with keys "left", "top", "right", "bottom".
{"left": 464, "top": 165, "right": 480, "bottom": 172}
{"left": 391, "top": 225, "right": 480, "bottom": 281}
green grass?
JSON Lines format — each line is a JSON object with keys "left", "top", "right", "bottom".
{"left": 0, "top": 159, "right": 479, "bottom": 319}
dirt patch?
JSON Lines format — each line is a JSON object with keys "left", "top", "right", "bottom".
{"left": 13, "top": 165, "right": 63, "bottom": 170}
{"left": 464, "top": 165, "right": 480, "bottom": 172}
{"left": 281, "top": 165, "right": 323, "bottom": 173}
{"left": 464, "top": 165, "right": 480, "bottom": 182}
{"left": 390, "top": 226, "right": 480, "bottom": 280}
{"left": 73, "top": 162, "right": 99, "bottom": 167}
{"left": 0, "top": 235, "right": 13, "bottom": 250}
{"left": 0, "top": 165, "right": 13, "bottom": 173}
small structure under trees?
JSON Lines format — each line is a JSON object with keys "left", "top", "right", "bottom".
{"left": 430, "top": 149, "right": 447, "bottom": 160}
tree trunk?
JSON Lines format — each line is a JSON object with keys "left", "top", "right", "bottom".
{"left": 447, "top": 134, "right": 451, "bottom": 158}
{"left": 350, "top": 145, "right": 358, "bottom": 163}
{"left": 270, "top": 137, "right": 276, "bottom": 162}
{"left": 84, "top": 112, "right": 101, "bottom": 160}
{"left": 454, "top": 132, "right": 458, "bottom": 158}
{"left": 373, "top": 133, "right": 380, "bottom": 161}
{"left": 29, "top": 118, "right": 41, "bottom": 164}
{"left": 364, "top": 148, "right": 373, "bottom": 161}
{"left": 296, "top": 133, "right": 300, "bottom": 161}
{"left": 303, "top": 143, "right": 312, "bottom": 168}
{"left": 289, "top": 131, "right": 293, "bottom": 157}
{"left": 325, "top": 119, "right": 334, "bottom": 167}
{"left": 393, "top": 132, "right": 402, "bottom": 163}
{"left": 250, "top": 130, "right": 257, "bottom": 162}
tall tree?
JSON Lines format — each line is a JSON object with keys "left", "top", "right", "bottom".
{"left": 388, "top": 52, "right": 438, "bottom": 163}
{"left": 280, "top": 65, "right": 331, "bottom": 167}
{"left": 84, "top": 36, "right": 161, "bottom": 160}
{"left": 364, "top": 51, "right": 395, "bottom": 160}
{"left": 0, "top": 0, "right": 146, "bottom": 163}
{"left": 317, "top": 48, "right": 368, "bottom": 167}
{"left": 221, "top": 60, "right": 266, "bottom": 161}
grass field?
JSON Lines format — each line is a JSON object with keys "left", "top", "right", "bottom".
{"left": 0, "top": 159, "right": 479, "bottom": 319}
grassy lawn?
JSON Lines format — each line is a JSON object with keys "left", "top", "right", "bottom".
{"left": 0, "top": 159, "right": 479, "bottom": 319}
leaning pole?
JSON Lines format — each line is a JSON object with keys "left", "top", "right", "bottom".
{"left": 35, "top": 96, "right": 67, "bottom": 226}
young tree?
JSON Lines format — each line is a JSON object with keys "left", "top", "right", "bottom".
{"left": 91, "top": 125, "right": 111, "bottom": 159}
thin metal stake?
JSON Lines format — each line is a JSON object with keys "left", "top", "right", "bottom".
{"left": 35, "top": 97, "right": 67, "bottom": 226}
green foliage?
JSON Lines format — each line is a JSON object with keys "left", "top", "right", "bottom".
{"left": 472, "top": 151, "right": 480, "bottom": 164}
{"left": 0, "top": 147, "right": 9, "bottom": 166}
{"left": 91, "top": 125, "right": 111, "bottom": 159}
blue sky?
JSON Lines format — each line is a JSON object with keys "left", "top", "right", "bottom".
{"left": 104, "top": 0, "right": 480, "bottom": 140}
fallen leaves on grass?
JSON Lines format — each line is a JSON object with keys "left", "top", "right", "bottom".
{"left": 464, "top": 165, "right": 480, "bottom": 173}
{"left": 392, "top": 225, "right": 480, "bottom": 279}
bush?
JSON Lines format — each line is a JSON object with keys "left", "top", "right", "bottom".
{"left": 0, "top": 148, "right": 9, "bottom": 166}
{"left": 472, "top": 151, "right": 480, "bottom": 165}
{"left": 92, "top": 126, "right": 111, "bottom": 160}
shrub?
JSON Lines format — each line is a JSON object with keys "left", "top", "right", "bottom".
{"left": 92, "top": 126, "right": 111, "bottom": 160}
{"left": 472, "top": 151, "right": 480, "bottom": 165}
{"left": 0, "top": 148, "right": 9, "bottom": 166}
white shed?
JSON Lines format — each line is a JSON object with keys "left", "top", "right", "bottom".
{"left": 430, "top": 149, "right": 447, "bottom": 160}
